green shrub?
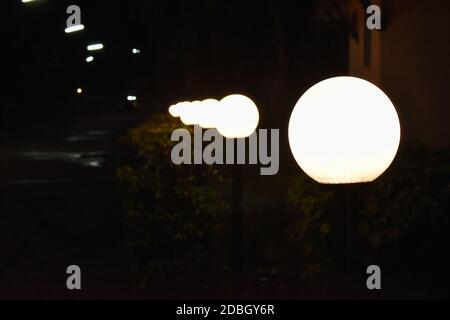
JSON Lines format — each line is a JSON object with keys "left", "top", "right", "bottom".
{"left": 285, "top": 172, "right": 336, "bottom": 289}
{"left": 286, "top": 146, "right": 450, "bottom": 294}
{"left": 358, "top": 147, "right": 450, "bottom": 294}
{"left": 116, "top": 114, "right": 227, "bottom": 291}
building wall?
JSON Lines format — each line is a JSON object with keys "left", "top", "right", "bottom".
{"left": 349, "top": 0, "right": 450, "bottom": 147}
{"left": 348, "top": 0, "right": 382, "bottom": 86}
{"left": 380, "top": 1, "right": 450, "bottom": 147}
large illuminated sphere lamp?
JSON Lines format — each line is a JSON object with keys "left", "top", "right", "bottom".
{"left": 288, "top": 76, "right": 401, "bottom": 184}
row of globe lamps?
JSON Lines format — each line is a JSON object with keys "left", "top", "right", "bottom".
{"left": 169, "top": 76, "right": 400, "bottom": 183}
{"left": 169, "top": 94, "right": 260, "bottom": 139}
{"left": 168, "top": 76, "right": 401, "bottom": 295}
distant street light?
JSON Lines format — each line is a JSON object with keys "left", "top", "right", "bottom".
{"left": 65, "top": 24, "right": 85, "bottom": 33}
{"left": 180, "top": 100, "right": 202, "bottom": 126}
{"left": 169, "top": 101, "right": 189, "bottom": 118}
{"left": 132, "top": 48, "right": 141, "bottom": 54}
{"left": 217, "top": 95, "right": 259, "bottom": 139}
{"left": 168, "top": 104, "right": 179, "bottom": 117}
{"left": 217, "top": 94, "right": 259, "bottom": 299}
{"left": 288, "top": 76, "right": 401, "bottom": 278}
{"left": 87, "top": 43, "right": 104, "bottom": 51}
{"left": 168, "top": 95, "right": 259, "bottom": 298}
{"left": 76, "top": 88, "right": 83, "bottom": 94}
{"left": 127, "top": 96, "right": 137, "bottom": 102}
{"left": 168, "top": 94, "right": 259, "bottom": 297}
{"left": 170, "top": 99, "right": 223, "bottom": 129}
{"left": 85, "top": 56, "right": 94, "bottom": 63}
{"left": 198, "top": 99, "right": 221, "bottom": 129}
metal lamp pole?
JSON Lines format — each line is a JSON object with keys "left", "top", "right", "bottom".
{"left": 230, "top": 136, "right": 247, "bottom": 298}
{"left": 231, "top": 156, "right": 243, "bottom": 298}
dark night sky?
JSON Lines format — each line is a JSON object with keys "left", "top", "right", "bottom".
{"left": 4, "top": 0, "right": 348, "bottom": 130}
{"left": 5, "top": 0, "right": 447, "bottom": 147}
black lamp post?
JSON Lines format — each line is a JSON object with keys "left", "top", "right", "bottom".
{"left": 231, "top": 156, "right": 243, "bottom": 298}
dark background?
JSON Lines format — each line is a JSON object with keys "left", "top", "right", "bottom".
{"left": 3, "top": 0, "right": 348, "bottom": 133}
{"left": 0, "top": 0, "right": 449, "bottom": 299}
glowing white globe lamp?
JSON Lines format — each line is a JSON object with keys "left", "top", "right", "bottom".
{"left": 288, "top": 76, "right": 401, "bottom": 184}
{"left": 172, "top": 101, "right": 191, "bottom": 119}
{"left": 180, "top": 100, "right": 202, "bottom": 126}
{"left": 198, "top": 99, "right": 222, "bottom": 129}
{"left": 168, "top": 104, "right": 177, "bottom": 117}
{"left": 169, "top": 103, "right": 182, "bottom": 117}
{"left": 217, "top": 94, "right": 259, "bottom": 139}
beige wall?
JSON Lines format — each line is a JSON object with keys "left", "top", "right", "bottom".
{"left": 380, "top": 1, "right": 450, "bottom": 147}
{"left": 348, "top": 0, "right": 381, "bottom": 86}
{"left": 348, "top": 0, "right": 449, "bottom": 147}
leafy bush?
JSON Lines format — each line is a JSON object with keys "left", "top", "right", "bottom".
{"left": 285, "top": 172, "right": 337, "bottom": 290}
{"left": 286, "top": 146, "right": 450, "bottom": 295}
{"left": 358, "top": 147, "right": 450, "bottom": 295}
{"left": 116, "top": 114, "right": 227, "bottom": 291}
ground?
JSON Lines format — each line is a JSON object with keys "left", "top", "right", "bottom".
{"left": 0, "top": 112, "right": 144, "bottom": 299}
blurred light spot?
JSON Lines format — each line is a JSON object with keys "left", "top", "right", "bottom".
{"left": 65, "top": 24, "right": 85, "bottom": 33}
{"left": 87, "top": 43, "right": 104, "bottom": 51}
{"left": 77, "top": 88, "right": 83, "bottom": 94}
{"left": 86, "top": 56, "right": 94, "bottom": 63}
{"left": 85, "top": 160, "right": 102, "bottom": 168}
{"left": 127, "top": 96, "right": 137, "bottom": 101}
{"left": 132, "top": 48, "right": 141, "bottom": 54}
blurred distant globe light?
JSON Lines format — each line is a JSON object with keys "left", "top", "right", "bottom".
{"left": 198, "top": 99, "right": 221, "bottom": 129}
{"left": 216, "top": 94, "right": 259, "bottom": 138}
{"left": 174, "top": 101, "right": 191, "bottom": 119}
{"left": 169, "top": 103, "right": 182, "bottom": 117}
{"left": 180, "top": 101, "right": 201, "bottom": 126}
{"left": 288, "top": 76, "right": 401, "bottom": 184}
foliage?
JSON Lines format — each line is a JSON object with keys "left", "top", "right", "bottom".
{"left": 285, "top": 172, "right": 336, "bottom": 289}
{"left": 358, "top": 147, "right": 450, "bottom": 294}
{"left": 286, "top": 146, "right": 450, "bottom": 295}
{"left": 116, "top": 114, "right": 227, "bottom": 291}
{"left": 117, "top": 117, "right": 449, "bottom": 297}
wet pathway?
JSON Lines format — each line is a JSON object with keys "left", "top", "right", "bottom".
{"left": 0, "top": 112, "right": 145, "bottom": 299}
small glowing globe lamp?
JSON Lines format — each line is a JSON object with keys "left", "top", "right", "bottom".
{"left": 217, "top": 94, "right": 259, "bottom": 139}
{"left": 169, "top": 101, "right": 190, "bottom": 118}
{"left": 198, "top": 99, "right": 221, "bottom": 129}
{"left": 214, "top": 94, "right": 259, "bottom": 298}
{"left": 288, "top": 76, "right": 401, "bottom": 184}
{"left": 180, "top": 101, "right": 202, "bottom": 126}
{"left": 169, "top": 103, "right": 181, "bottom": 117}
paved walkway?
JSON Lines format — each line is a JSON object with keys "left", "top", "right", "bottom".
{"left": 0, "top": 112, "right": 145, "bottom": 299}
